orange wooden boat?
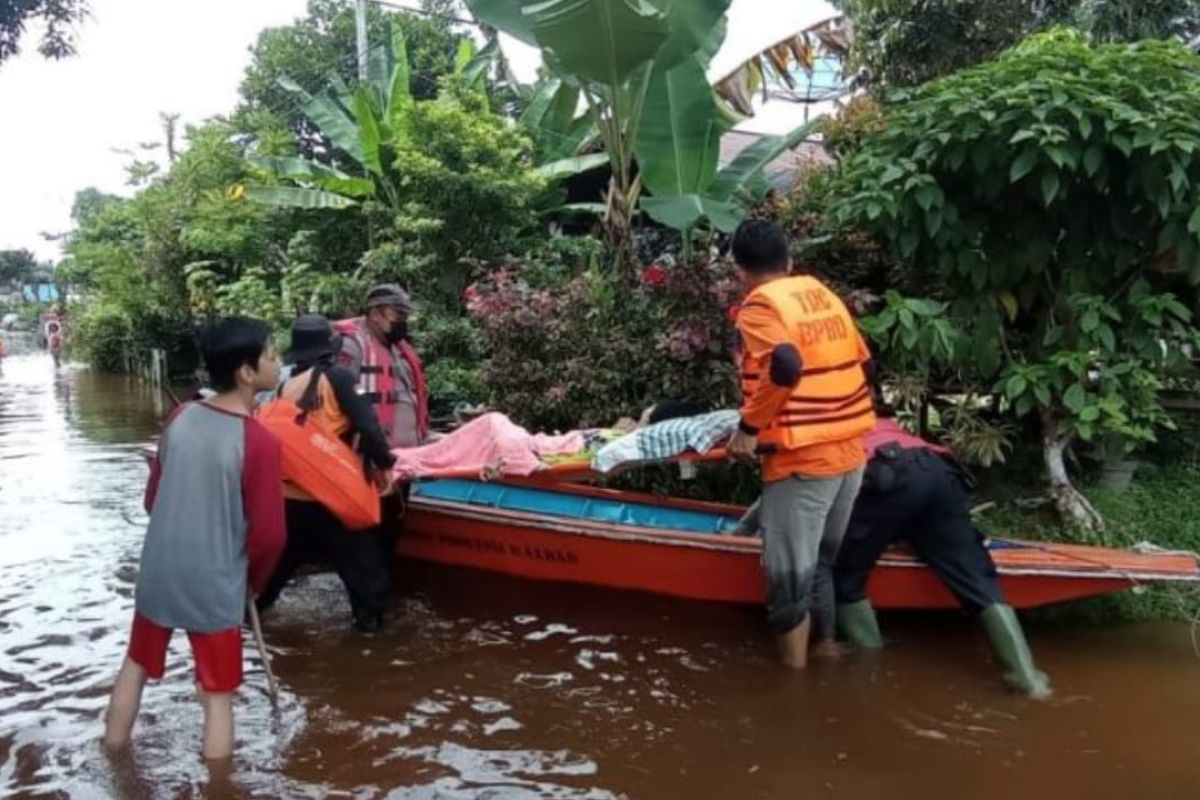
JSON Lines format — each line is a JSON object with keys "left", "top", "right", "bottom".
{"left": 138, "top": 444, "right": 1200, "bottom": 608}
{"left": 401, "top": 476, "right": 1200, "bottom": 610}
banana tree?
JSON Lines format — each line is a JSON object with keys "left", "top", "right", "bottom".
{"left": 243, "top": 23, "right": 413, "bottom": 216}
{"left": 639, "top": 115, "right": 824, "bottom": 248}
{"left": 468, "top": 0, "right": 731, "bottom": 264}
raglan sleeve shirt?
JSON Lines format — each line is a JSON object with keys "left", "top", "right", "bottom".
{"left": 241, "top": 418, "right": 286, "bottom": 596}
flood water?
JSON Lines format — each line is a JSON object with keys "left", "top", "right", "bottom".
{"left": 1, "top": 347, "right": 1199, "bottom": 799}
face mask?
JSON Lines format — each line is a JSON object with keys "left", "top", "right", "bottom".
{"left": 387, "top": 319, "right": 409, "bottom": 344}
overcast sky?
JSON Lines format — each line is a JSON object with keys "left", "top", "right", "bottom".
{"left": 0, "top": 0, "right": 835, "bottom": 263}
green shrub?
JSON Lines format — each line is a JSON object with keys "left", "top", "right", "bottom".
{"left": 75, "top": 304, "right": 132, "bottom": 372}
{"left": 467, "top": 254, "right": 740, "bottom": 431}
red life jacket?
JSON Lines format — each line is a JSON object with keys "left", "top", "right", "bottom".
{"left": 333, "top": 317, "right": 428, "bottom": 441}
{"left": 864, "top": 418, "right": 952, "bottom": 458}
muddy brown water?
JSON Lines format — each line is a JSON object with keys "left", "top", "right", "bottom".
{"left": 1, "top": 350, "right": 1199, "bottom": 799}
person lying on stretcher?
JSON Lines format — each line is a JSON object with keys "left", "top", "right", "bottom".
{"left": 388, "top": 400, "right": 737, "bottom": 481}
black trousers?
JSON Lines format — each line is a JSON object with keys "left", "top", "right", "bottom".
{"left": 834, "top": 448, "right": 1004, "bottom": 613}
{"left": 258, "top": 499, "right": 393, "bottom": 621}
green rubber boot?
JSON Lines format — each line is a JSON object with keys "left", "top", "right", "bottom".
{"left": 837, "top": 599, "right": 884, "bottom": 649}
{"left": 979, "top": 604, "right": 1052, "bottom": 699}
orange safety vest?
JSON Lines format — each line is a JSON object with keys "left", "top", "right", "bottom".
{"left": 279, "top": 368, "right": 349, "bottom": 439}
{"left": 255, "top": 368, "right": 381, "bottom": 530}
{"left": 738, "top": 275, "right": 875, "bottom": 451}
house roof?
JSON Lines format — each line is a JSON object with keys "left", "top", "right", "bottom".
{"left": 718, "top": 130, "right": 833, "bottom": 194}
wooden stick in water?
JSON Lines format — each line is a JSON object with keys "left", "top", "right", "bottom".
{"left": 247, "top": 599, "right": 279, "bottom": 703}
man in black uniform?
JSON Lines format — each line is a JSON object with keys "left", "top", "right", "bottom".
{"left": 834, "top": 416, "right": 1050, "bottom": 697}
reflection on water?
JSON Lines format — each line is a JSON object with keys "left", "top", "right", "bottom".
{"left": 1, "top": 353, "right": 1199, "bottom": 798}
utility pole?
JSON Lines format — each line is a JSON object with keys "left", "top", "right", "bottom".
{"left": 355, "top": 0, "right": 369, "bottom": 81}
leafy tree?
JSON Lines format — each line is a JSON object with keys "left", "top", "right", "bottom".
{"left": 247, "top": 27, "right": 544, "bottom": 290}
{"left": 831, "top": 0, "right": 1200, "bottom": 92}
{"left": 389, "top": 86, "right": 546, "bottom": 278}
{"left": 0, "top": 248, "right": 39, "bottom": 287}
{"left": 236, "top": 0, "right": 467, "bottom": 159}
{"left": 0, "top": 0, "right": 88, "bottom": 64}
{"left": 65, "top": 120, "right": 300, "bottom": 372}
{"left": 827, "top": 31, "right": 1200, "bottom": 531}
{"left": 1078, "top": 0, "right": 1200, "bottom": 43}
{"left": 69, "top": 187, "right": 120, "bottom": 228}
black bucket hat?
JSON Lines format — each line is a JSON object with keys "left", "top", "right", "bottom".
{"left": 285, "top": 314, "right": 339, "bottom": 364}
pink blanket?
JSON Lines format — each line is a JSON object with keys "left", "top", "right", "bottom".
{"left": 391, "top": 412, "right": 585, "bottom": 480}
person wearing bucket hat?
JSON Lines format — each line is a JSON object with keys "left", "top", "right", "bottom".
{"left": 256, "top": 314, "right": 399, "bottom": 632}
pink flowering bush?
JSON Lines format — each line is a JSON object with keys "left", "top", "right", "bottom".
{"left": 467, "top": 254, "right": 740, "bottom": 430}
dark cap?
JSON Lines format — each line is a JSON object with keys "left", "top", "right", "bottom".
{"left": 365, "top": 283, "right": 415, "bottom": 314}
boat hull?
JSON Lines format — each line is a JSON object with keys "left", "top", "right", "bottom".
{"left": 399, "top": 494, "right": 1200, "bottom": 610}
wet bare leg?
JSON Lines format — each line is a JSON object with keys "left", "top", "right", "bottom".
{"left": 104, "top": 658, "right": 147, "bottom": 749}
{"left": 196, "top": 685, "right": 234, "bottom": 761}
{"left": 777, "top": 615, "right": 812, "bottom": 669}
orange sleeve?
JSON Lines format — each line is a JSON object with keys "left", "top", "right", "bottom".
{"left": 855, "top": 326, "right": 872, "bottom": 362}
{"left": 736, "top": 303, "right": 795, "bottom": 432}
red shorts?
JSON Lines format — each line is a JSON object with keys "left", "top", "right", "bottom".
{"left": 127, "top": 613, "right": 243, "bottom": 693}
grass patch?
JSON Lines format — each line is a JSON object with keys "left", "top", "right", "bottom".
{"left": 975, "top": 463, "right": 1200, "bottom": 622}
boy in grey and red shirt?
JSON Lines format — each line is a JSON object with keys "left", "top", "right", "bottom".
{"left": 104, "top": 317, "right": 284, "bottom": 761}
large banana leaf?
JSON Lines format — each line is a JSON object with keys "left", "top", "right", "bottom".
{"left": 460, "top": 37, "right": 499, "bottom": 86}
{"left": 466, "top": 0, "right": 538, "bottom": 45}
{"left": 353, "top": 87, "right": 385, "bottom": 178}
{"left": 249, "top": 156, "right": 377, "bottom": 198}
{"left": 248, "top": 155, "right": 351, "bottom": 182}
{"left": 367, "top": 34, "right": 394, "bottom": 112}
{"left": 521, "top": 77, "right": 591, "bottom": 159}
{"left": 278, "top": 77, "right": 366, "bottom": 168}
{"left": 529, "top": 0, "right": 670, "bottom": 86}
{"left": 544, "top": 79, "right": 582, "bottom": 136}
{"left": 535, "top": 152, "right": 610, "bottom": 180}
{"left": 645, "top": 0, "right": 730, "bottom": 70}
{"left": 387, "top": 22, "right": 411, "bottom": 119}
{"left": 708, "top": 117, "right": 822, "bottom": 200}
{"left": 244, "top": 185, "right": 358, "bottom": 210}
{"left": 640, "top": 194, "right": 741, "bottom": 232}
{"left": 635, "top": 54, "right": 726, "bottom": 198}
{"left": 519, "top": 77, "right": 566, "bottom": 129}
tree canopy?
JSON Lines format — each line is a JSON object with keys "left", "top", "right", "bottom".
{"left": 832, "top": 0, "right": 1200, "bottom": 91}
{"left": 827, "top": 30, "right": 1200, "bottom": 528}
{"left": 0, "top": 0, "right": 88, "bottom": 64}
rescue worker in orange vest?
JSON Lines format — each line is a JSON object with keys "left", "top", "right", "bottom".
{"left": 726, "top": 220, "right": 876, "bottom": 669}
{"left": 258, "top": 315, "right": 398, "bottom": 631}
